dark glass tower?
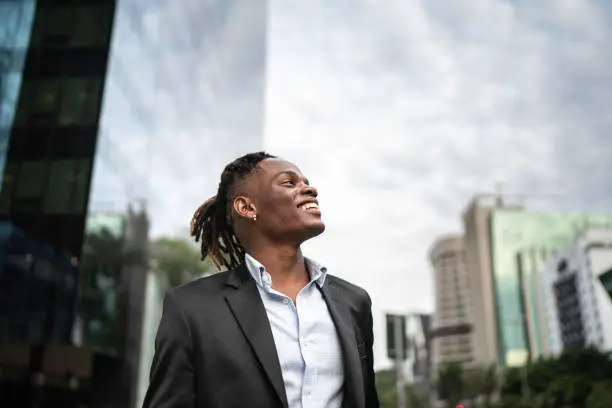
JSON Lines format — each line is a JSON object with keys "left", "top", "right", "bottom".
{"left": 0, "top": 1, "right": 118, "bottom": 406}
{"left": 0, "top": 0, "right": 268, "bottom": 406}
{"left": 0, "top": 0, "right": 116, "bottom": 345}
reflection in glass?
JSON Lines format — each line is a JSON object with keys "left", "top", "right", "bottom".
{"left": 29, "top": 3, "right": 114, "bottom": 49}
{"left": 0, "top": 221, "right": 78, "bottom": 344}
{"left": 0, "top": 0, "right": 36, "bottom": 188}
{"left": 72, "top": 213, "right": 125, "bottom": 356}
{"left": 59, "top": 78, "right": 103, "bottom": 126}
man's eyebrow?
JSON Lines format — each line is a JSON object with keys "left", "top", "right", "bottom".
{"left": 275, "top": 170, "right": 309, "bottom": 185}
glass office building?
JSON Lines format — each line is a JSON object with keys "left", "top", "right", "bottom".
{"left": 0, "top": 0, "right": 267, "bottom": 406}
{"left": 490, "top": 208, "right": 612, "bottom": 367}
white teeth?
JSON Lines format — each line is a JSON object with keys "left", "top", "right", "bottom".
{"left": 300, "top": 202, "right": 319, "bottom": 210}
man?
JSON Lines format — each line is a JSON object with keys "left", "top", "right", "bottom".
{"left": 143, "top": 152, "right": 379, "bottom": 408}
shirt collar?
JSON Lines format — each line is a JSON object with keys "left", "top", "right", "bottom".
{"left": 244, "top": 253, "right": 328, "bottom": 289}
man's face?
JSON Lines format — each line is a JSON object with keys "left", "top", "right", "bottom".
{"left": 234, "top": 158, "right": 325, "bottom": 244}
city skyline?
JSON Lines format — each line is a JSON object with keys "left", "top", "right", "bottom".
{"left": 2, "top": 0, "right": 611, "bottom": 406}
{"left": 80, "top": 0, "right": 612, "bottom": 370}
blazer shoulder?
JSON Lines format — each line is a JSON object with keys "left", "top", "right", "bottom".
{"left": 167, "top": 271, "right": 230, "bottom": 305}
{"left": 327, "top": 275, "right": 371, "bottom": 304}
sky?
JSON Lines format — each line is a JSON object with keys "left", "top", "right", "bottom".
{"left": 95, "top": 0, "right": 612, "bottom": 369}
{"left": 264, "top": 0, "right": 612, "bottom": 369}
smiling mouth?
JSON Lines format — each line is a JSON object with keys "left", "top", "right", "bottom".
{"left": 298, "top": 202, "right": 321, "bottom": 213}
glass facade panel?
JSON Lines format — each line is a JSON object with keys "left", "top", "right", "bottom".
{"left": 15, "top": 77, "right": 102, "bottom": 126}
{"left": 30, "top": 3, "right": 114, "bottom": 50}
{"left": 0, "top": 0, "right": 115, "bottom": 354}
{"left": 0, "top": 0, "right": 37, "bottom": 187}
{"left": 42, "top": 159, "right": 91, "bottom": 214}
{"left": 14, "top": 78, "right": 61, "bottom": 125}
{"left": 490, "top": 209, "right": 612, "bottom": 367}
{"left": 59, "top": 77, "right": 103, "bottom": 126}
{"left": 72, "top": 4, "right": 114, "bottom": 48}
{"left": 32, "top": 5, "right": 74, "bottom": 47}
{"left": 14, "top": 160, "right": 45, "bottom": 200}
{"left": 0, "top": 161, "right": 18, "bottom": 213}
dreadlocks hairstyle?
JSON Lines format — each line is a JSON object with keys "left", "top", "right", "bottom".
{"left": 190, "top": 152, "right": 276, "bottom": 271}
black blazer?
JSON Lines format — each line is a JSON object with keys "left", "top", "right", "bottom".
{"left": 143, "top": 264, "right": 379, "bottom": 408}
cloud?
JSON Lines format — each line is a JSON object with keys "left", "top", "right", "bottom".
{"left": 264, "top": 0, "right": 612, "bottom": 368}
{"left": 94, "top": 0, "right": 612, "bottom": 371}
{"left": 90, "top": 0, "right": 267, "bottom": 233}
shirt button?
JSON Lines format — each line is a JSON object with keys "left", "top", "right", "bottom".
{"left": 283, "top": 299, "right": 289, "bottom": 305}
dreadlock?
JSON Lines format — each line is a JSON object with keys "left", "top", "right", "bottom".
{"left": 190, "top": 152, "right": 276, "bottom": 270}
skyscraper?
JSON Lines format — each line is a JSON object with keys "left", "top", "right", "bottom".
{"left": 0, "top": 1, "right": 267, "bottom": 406}
{"left": 462, "top": 198, "right": 501, "bottom": 369}
{"left": 489, "top": 209, "right": 612, "bottom": 367}
{"left": 429, "top": 235, "right": 473, "bottom": 377}
{"left": 541, "top": 228, "right": 612, "bottom": 356}
{"left": 433, "top": 195, "right": 612, "bottom": 377}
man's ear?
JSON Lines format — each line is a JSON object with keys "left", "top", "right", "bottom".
{"left": 233, "top": 196, "right": 257, "bottom": 220}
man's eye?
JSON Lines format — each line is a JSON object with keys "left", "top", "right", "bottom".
{"left": 282, "top": 180, "right": 294, "bottom": 185}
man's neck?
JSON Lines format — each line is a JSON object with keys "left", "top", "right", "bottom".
{"left": 247, "top": 244, "right": 309, "bottom": 287}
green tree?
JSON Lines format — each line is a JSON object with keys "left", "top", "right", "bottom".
{"left": 437, "top": 362, "right": 463, "bottom": 407}
{"left": 463, "top": 364, "right": 498, "bottom": 407}
{"left": 481, "top": 364, "right": 498, "bottom": 407}
{"left": 500, "top": 347, "right": 612, "bottom": 408}
{"left": 375, "top": 369, "right": 399, "bottom": 408}
{"left": 152, "top": 237, "right": 216, "bottom": 287}
{"left": 374, "top": 369, "right": 430, "bottom": 408}
{"left": 585, "top": 381, "right": 612, "bottom": 408}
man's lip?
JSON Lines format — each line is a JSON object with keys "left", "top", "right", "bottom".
{"left": 297, "top": 199, "right": 319, "bottom": 208}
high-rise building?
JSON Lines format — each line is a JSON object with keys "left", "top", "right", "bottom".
{"left": 541, "top": 228, "right": 612, "bottom": 356}
{"left": 429, "top": 235, "right": 473, "bottom": 377}
{"left": 461, "top": 198, "right": 503, "bottom": 369}
{"left": 434, "top": 197, "right": 612, "bottom": 375}
{"left": 0, "top": 1, "right": 267, "bottom": 406}
{"left": 489, "top": 209, "right": 612, "bottom": 367}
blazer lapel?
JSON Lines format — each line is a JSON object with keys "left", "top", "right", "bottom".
{"left": 320, "top": 281, "right": 366, "bottom": 408}
{"left": 224, "top": 265, "right": 289, "bottom": 408}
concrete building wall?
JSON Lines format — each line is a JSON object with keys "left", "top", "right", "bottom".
{"left": 429, "top": 235, "right": 473, "bottom": 376}
{"left": 462, "top": 199, "right": 499, "bottom": 369}
{"left": 541, "top": 228, "right": 612, "bottom": 356}
{"left": 578, "top": 229, "right": 612, "bottom": 351}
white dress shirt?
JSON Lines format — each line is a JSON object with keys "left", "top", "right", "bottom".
{"left": 245, "top": 254, "right": 345, "bottom": 408}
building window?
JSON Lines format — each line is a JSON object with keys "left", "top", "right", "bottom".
{"left": 15, "top": 79, "right": 62, "bottom": 125}
{"left": 31, "top": 5, "right": 74, "bottom": 48}
{"left": 15, "top": 77, "right": 103, "bottom": 127}
{"left": 43, "top": 159, "right": 91, "bottom": 214}
{"left": 0, "top": 160, "right": 19, "bottom": 213}
{"left": 14, "top": 160, "right": 46, "bottom": 202}
{"left": 59, "top": 77, "right": 102, "bottom": 125}
{"left": 72, "top": 5, "right": 114, "bottom": 48}
{"left": 30, "top": 4, "right": 114, "bottom": 49}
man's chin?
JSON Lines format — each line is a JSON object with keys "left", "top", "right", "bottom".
{"left": 302, "top": 222, "right": 325, "bottom": 241}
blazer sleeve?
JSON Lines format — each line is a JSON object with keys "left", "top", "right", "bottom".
{"left": 142, "top": 293, "right": 196, "bottom": 408}
{"left": 363, "top": 292, "right": 380, "bottom": 408}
